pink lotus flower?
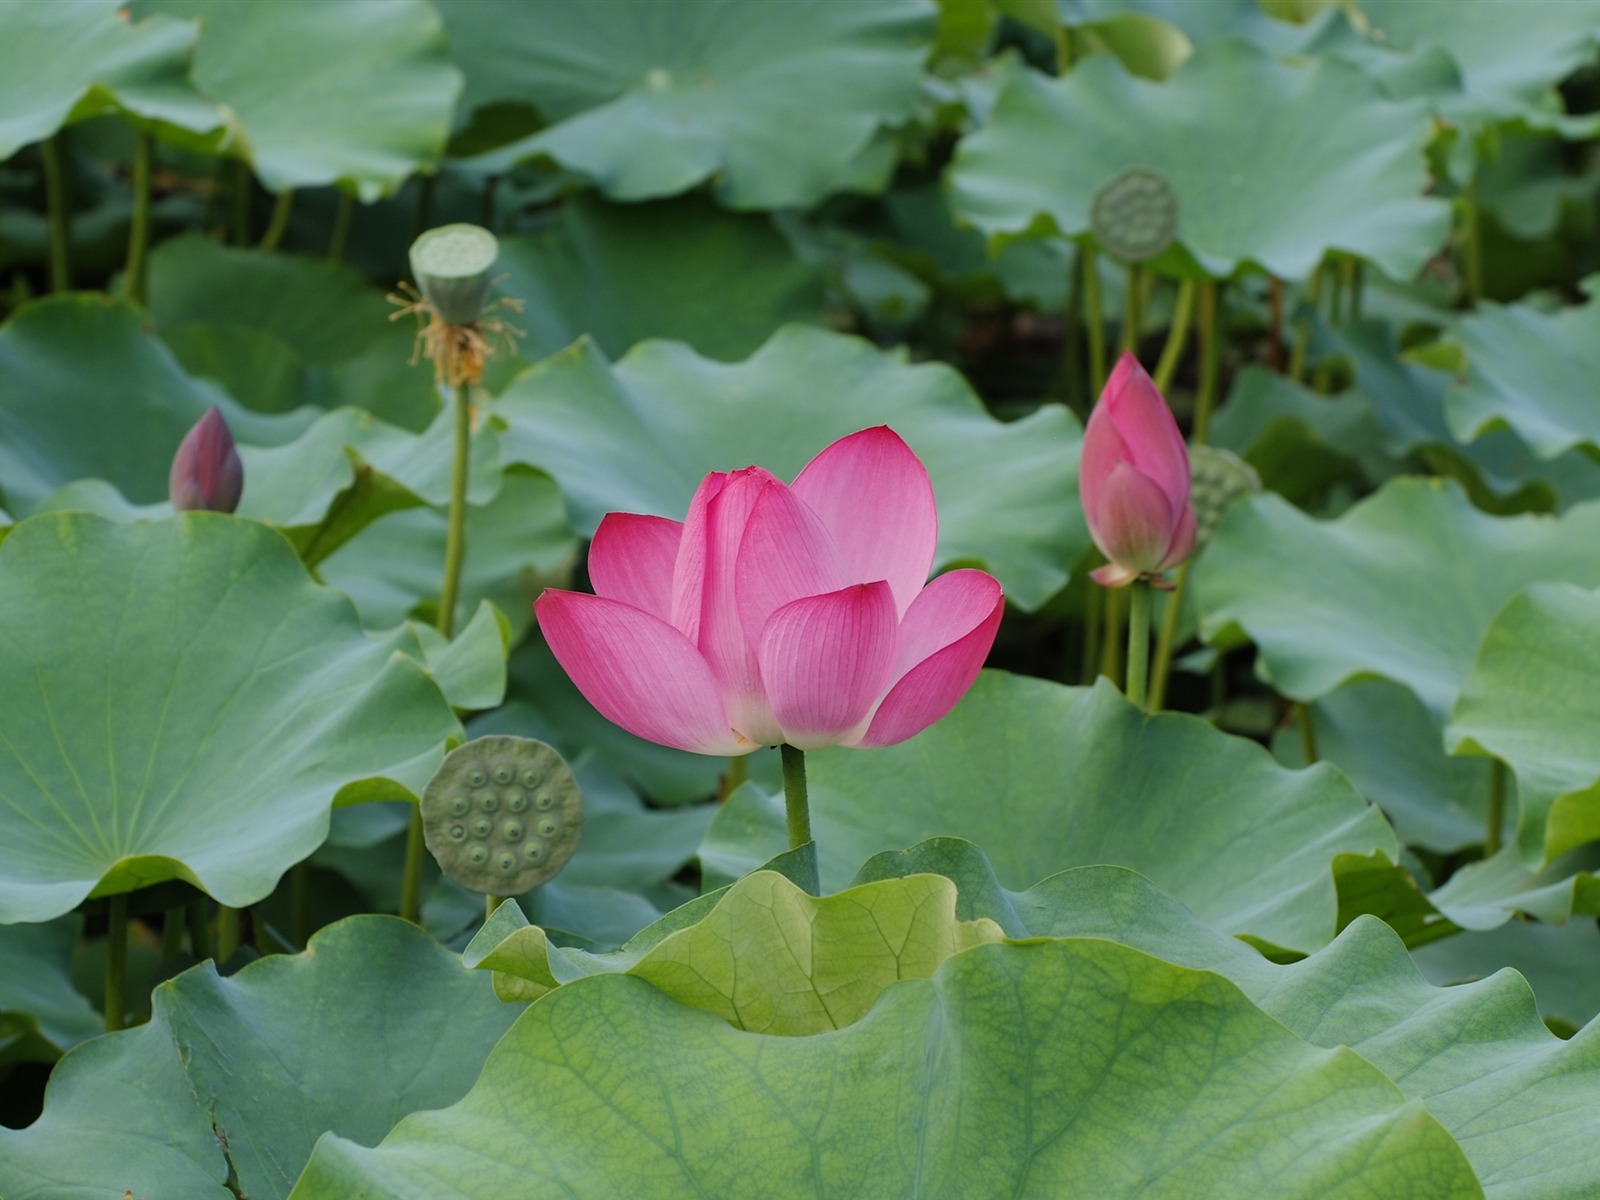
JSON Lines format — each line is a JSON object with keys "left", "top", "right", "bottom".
{"left": 1080, "top": 352, "right": 1196, "bottom": 588}
{"left": 169, "top": 407, "right": 243, "bottom": 514}
{"left": 535, "top": 427, "right": 1004, "bottom": 754}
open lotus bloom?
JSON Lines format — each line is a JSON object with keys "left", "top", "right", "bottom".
{"left": 1080, "top": 352, "right": 1197, "bottom": 588}
{"left": 536, "top": 427, "right": 1005, "bottom": 754}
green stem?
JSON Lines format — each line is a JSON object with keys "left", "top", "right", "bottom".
{"left": 216, "top": 905, "right": 239, "bottom": 963}
{"left": 1461, "top": 181, "right": 1483, "bottom": 306}
{"left": 1151, "top": 278, "right": 1195, "bottom": 394}
{"left": 105, "top": 894, "right": 128, "bottom": 1032}
{"left": 1083, "top": 246, "right": 1107, "bottom": 398}
{"left": 231, "top": 159, "right": 252, "bottom": 245}
{"left": 412, "top": 172, "right": 437, "bottom": 240}
{"left": 1287, "top": 265, "right": 1324, "bottom": 384}
{"left": 41, "top": 133, "right": 72, "bottom": 293}
{"left": 1125, "top": 581, "right": 1151, "bottom": 709}
{"left": 289, "top": 860, "right": 310, "bottom": 947}
{"left": 780, "top": 744, "right": 811, "bottom": 851}
{"left": 1119, "top": 263, "right": 1143, "bottom": 355}
{"left": 724, "top": 753, "right": 748, "bottom": 797}
{"left": 328, "top": 190, "right": 354, "bottom": 262}
{"left": 1297, "top": 703, "right": 1319, "bottom": 764}
{"left": 1080, "top": 580, "right": 1103, "bottom": 686}
{"left": 1193, "top": 281, "right": 1220, "bottom": 444}
{"left": 1147, "top": 558, "right": 1192, "bottom": 711}
{"left": 1060, "top": 246, "right": 1085, "bottom": 415}
{"left": 486, "top": 894, "right": 506, "bottom": 921}
{"left": 121, "top": 129, "right": 152, "bottom": 304}
{"left": 1099, "top": 583, "right": 1125, "bottom": 683}
{"left": 480, "top": 175, "right": 501, "bottom": 232}
{"left": 1485, "top": 759, "right": 1506, "bottom": 856}
{"left": 188, "top": 894, "right": 213, "bottom": 962}
{"left": 258, "top": 188, "right": 294, "bottom": 251}
{"left": 161, "top": 904, "right": 186, "bottom": 960}
{"left": 437, "top": 380, "right": 472, "bottom": 641}
{"left": 401, "top": 380, "right": 473, "bottom": 924}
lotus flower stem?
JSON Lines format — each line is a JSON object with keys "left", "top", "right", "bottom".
{"left": 1082, "top": 247, "right": 1107, "bottom": 395}
{"left": 258, "top": 189, "right": 295, "bottom": 252}
{"left": 1485, "top": 760, "right": 1506, "bottom": 857}
{"left": 41, "top": 133, "right": 72, "bottom": 292}
{"left": 1460, "top": 181, "right": 1483, "bottom": 305}
{"left": 1296, "top": 703, "right": 1318, "bottom": 764}
{"left": 1192, "top": 282, "right": 1221, "bottom": 445}
{"left": 486, "top": 894, "right": 506, "bottom": 921}
{"left": 402, "top": 378, "right": 474, "bottom": 924}
{"left": 188, "top": 894, "right": 213, "bottom": 961}
{"left": 104, "top": 894, "right": 128, "bottom": 1032}
{"left": 289, "top": 861, "right": 310, "bottom": 947}
{"left": 723, "top": 754, "right": 748, "bottom": 800}
{"left": 1125, "top": 581, "right": 1151, "bottom": 709}
{"left": 1098, "top": 585, "right": 1124, "bottom": 683}
{"left": 1080, "top": 575, "right": 1103, "bottom": 686}
{"left": 328, "top": 190, "right": 354, "bottom": 262}
{"left": 216, "top": 904, "right": 240, "bottom": 963}
{"left": 1119, "top": 264, "right": 1143, "bottom": 355}
{"left": 231, "top": 160, "right": 252, "bottom": 245}
{"left": 1151, "top": 279, "right": 1194, "bottom": 394}
{"left": 1287, "top": 265, "right": 1324, "bottom": 384}
{"left": 121, "top": 130, "right": 152, "bottom": 304}
{"left": 437, "top": 380, "right": 472, "bottom": 641}
{"left": 780, "top": 744, "right": 812, "bottom": 850}
{"left": 1147, "top": 558, "right": 1192, "bottom": 710}
{"left": 161, "top": 905, "right": 186, "bottom": 959}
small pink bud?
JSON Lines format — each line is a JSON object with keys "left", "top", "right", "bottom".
{"left": 1079, "top": 352, "right": 1196, "bottom": 588}
{"left": 169, "top": 407, "right": 243, "bottom": 514}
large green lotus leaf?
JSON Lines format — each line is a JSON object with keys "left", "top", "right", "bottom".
{"left": 948, "top": 41, "right": 1449, "bottom": 281}
{"left": 1056, "top": 0, "right": 1323, "bottom": 53}
{"left": 1272, "top": 679, "right": 1494, "bottom": 855}
{"left": 1337, "top": 320, "right": 1600, "bottom": 514}
{"left": 0, "top": 0, "right": 218, "bottom": 158}
{"left": 0, "top": 917, "right": 101, "bottom": 1067}
{"left": 1478, "top": 131, "right": 1600, "bottom": 242}
{"left": 293, "top": 937, "right": 1477, "bottom": 1199}
{"left": 494, "top": 325, "right": 1085, "bottom": 611}
{"left": 1444, "top": 284, "right": 1600, "bottom": 461}
{"left": 1413, "top": 916, "right": 1600, "bottom": 1031}
{"left": 470, "top": 871, "right": 1004, "bottom": 1030}
{"left": 0, "top": 513, "right": 461, "bottom": 924}
{"left": 1313, "top": 0, "right": 1600, "bottom": 134}
{"left": 796, "top": 671, "right": 1405, "bottom": 955}
{"left": 0, "top": 916, "right": 519, "bottom": 1200}
{"left": 1426, "top": 845, "right": 1600, "bottom": 933}
{"left": 876, "top": 856, "right": 1600, "bottom": 1199}
{"left": 497, "top": 194, "right": 826, "bottom": 362}
{"left": 439, "top": 0, "right": 932, "bottom": 208}
{"left": 234, "top": 404, "right": 504, "bottom": 563}
{"left": 1196, "top": 479, "right": 1600, "bottom": 726}
{"left": 138, "top": 0, "right": 460, "bottom": 198}
{"left": 1209, "top": 365, "right": 1395, "bottom": 504}
{"left": 1448, "top": 585, "right": 1600, "bottom": 864}
{"left": 0, "top": 296, "right": 312, "bottom": 515}
{"left": 147, "top": 236, "right": 438, "bottom": 429}
{"left": 318, "top": 468, "right": 576, "bottom": 643}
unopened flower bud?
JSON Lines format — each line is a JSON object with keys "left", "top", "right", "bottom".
{"left": 170, "top": 407, "right": 243, "bottom": 513}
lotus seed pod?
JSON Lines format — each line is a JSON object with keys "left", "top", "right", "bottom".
{"left": 420, "top": 736, "right": 583, "bottom": 894}
{"left": 1189, "top": 445, "right": 1262, "bottom": 547}
{"left": 1090, "top": 167, "right": 1179, "bottom": 263}
{"left": 408, "top": 223, "right": 499, "bottom": 325}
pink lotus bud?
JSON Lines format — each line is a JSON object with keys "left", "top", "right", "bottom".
{"left": 169, "top": 407, "right": 243, "bottom": 514}
{"left": 535, "top": 427, "right": 1005, "bottom": 755}
{"left": 1079, "top": 352, "right": 1197, "bottom": 588}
